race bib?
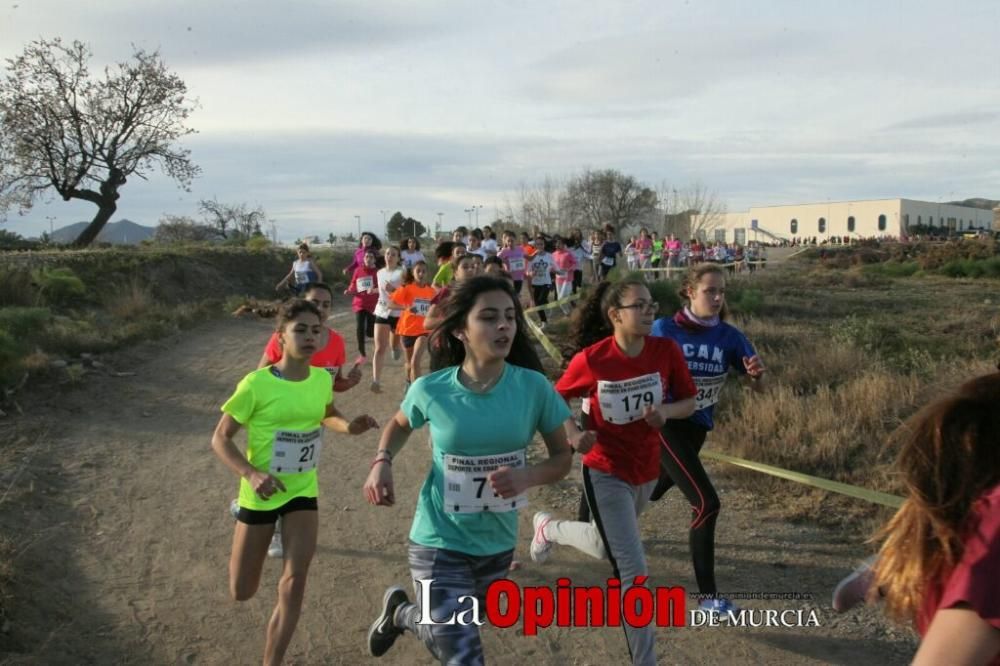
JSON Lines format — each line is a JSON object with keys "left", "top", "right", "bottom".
{"left": 411, "top": 298, "right": 431, "bottom": 316}
{"left": 356, "top": 276, "right": 374, "bottom": 291}
{"left": 443, "top": 450, "right": 527, "bottom": 513}
{"left": 509, "top": 257, "right": 526, "bottom": 272}
{"left": 601, "top": 256, "right": 614, "bottom": 266}
{"left": 597, "top": 373, "right": 663, "bottom": 424}
{"left": 270, "top": 428, "right": 322, "bottom": 474}
{"left": 294, "top": 270, "right": 310, "bottom": 285}
{"left": 694, "top": 374, "right": 727, "bottom": 410}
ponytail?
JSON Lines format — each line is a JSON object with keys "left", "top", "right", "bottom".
{"left": 568, "top": 279, "right": 645, "bottom": 355}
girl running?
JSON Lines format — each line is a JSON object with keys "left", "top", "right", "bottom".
{"left": 526, "top": 236, "right": 555, "bottom": 327}
{"left": 551, "top": 236, "right": 578, "bottom": 315}
{"left": 346, "top": 249, "right": 379, "bottom": 358}
{"left": 389, "top": 260, "right": 436, "bottom": 387}
{"left": 400, "top": 237, "right": 425, "bottom": 269}
{"left": 252, "top": 282, "right": 363, "bottom": 559}
{"left": 423, "top": 253, "right": 481, "bottom": 331}
{"left": 212, "top": 299, "right": 377, "bottom": 666}
{"left": 276, "top": 243, "right": 323, "bottom": 296}
{"left": 371, "top": 246, "right": 405, "bottom": 393}
{"left": 598, "top": 228, "right": 622, "bottom": 280}
{"left": 648, "top": 263, "right": 765, "bottom": 613}
{"left": 497, "top": 231, "right": 527, "bottom": 297}
{"left": 342, "top": 232, "right": 382, "bottom": 275}
{"left": 530, "top": 279, "right": 697, "bottom": 666}
{"left": 846, "top": 371, "right": 1000, "bottom": 665}
{"left": 635, "top": 228, "right": 653, "bottom": 272}
{"left": 362, "top": 275, "right": 574, "bottom": 665}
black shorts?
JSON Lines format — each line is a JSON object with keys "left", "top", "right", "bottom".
{"left": 374, "top": 314, "right": 400, "bottom": 330}
{"left": 236, "top": 496, "right": 318, "bottom": 525}
{"left": 401, "top": 334, "right": 425, "bottom": 349}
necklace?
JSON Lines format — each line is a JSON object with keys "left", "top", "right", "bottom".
{"left": 460, "top": 367, "right": 502, "bottom": 393}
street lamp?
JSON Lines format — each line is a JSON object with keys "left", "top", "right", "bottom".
{"left": 472, "top": 205, "right": 483, "bottom": 226}
{"left": 463, "top": 208, "right": 473, "bottom": 225}
{"left": 354, "top": 215, "right": 361, "bottom": 242}
{"left": 380, "top": 209, "right": 389, "bottom": 240}
{"left": 435, "top": 212, "right": 443, "bottom": 239}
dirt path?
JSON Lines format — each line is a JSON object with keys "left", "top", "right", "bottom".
{"left": 0, "top": 314, "right": 916, "bottom": 665}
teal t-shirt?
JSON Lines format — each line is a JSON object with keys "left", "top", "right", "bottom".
{"left": 403, "top": 363, "right": 570, "bottom": 556}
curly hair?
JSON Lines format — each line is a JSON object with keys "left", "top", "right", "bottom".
{"left": 567, "top": 279, "right": 647, "bottom": 356}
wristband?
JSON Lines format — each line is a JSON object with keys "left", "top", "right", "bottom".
{"left": 371, "top": 457, "right": 392, "bottom": 469}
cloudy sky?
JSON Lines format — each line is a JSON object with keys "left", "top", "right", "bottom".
{"left": 2, "top": 0, "right": 999, "bottom": 240}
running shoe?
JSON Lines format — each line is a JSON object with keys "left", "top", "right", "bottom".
{"left": 267, "top": 531, "right": 283, "bottom": 558}
{"left": 370, "top": 381, "right": 382, "bottom": 394}
{"left": 403, "top": 380, "right": 411, "bottom": 397}
{"left": 229, "top": 499, "right": 240, "bottom": 520}
{"left": 832, "top": 556, "right": 876, "bottom": 612}
{"left": 530, "top": 512, "right": 553, "bottom": 564}
{"left": 368, "top": 586, "right": 409, "bottom": 657}
{"left": 391, "top": 347, "right": 401, "bottom": 362}
{"left": 699, "top": 597, "right": 740, "bottom": 617}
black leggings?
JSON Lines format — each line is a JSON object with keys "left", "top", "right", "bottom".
{"left": 572, "top": 269, "right": 583, "bottom": 293}
{"left": 532, "top": 285, "right": 550, "bottom": 322}
{"left": 577, "top": 419, "right": 720, "bottom": 594}
{"left": 355, "top": 310, "right": 376, "bottom": 356}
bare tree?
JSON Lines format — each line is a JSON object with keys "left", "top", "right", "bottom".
{"left": 0, "top": 39, "right": 199, "bottom": 246}
{"left": 657, "top": 181, "right": 727, "bottom": 240}
{"left": 561, "top": 168, "right": 658, "bottom": 237}
{"left": 498, "top": 176, "right": 566, "bottom": 233}
{"left": 153, "top": 214, "right": 219, "bottom": 243}
{"left": 198, "top": 198, "right": 267, "bottom": 239}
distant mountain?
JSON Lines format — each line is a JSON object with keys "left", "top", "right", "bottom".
{"left": 51, "top": 219, "right": 156, "bottom": 245}
{"left": 946, "top": 198, "right": 1000, "bottom": 211}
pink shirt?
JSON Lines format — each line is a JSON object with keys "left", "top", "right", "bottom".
{"left": 552, "top": 249, "right": 578, "bottom": 285}
{"left": 498, "top": 247, "right": 527, "bottom": 280}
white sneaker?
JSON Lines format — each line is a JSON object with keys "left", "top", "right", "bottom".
{"left": 832, "top": 555, "right": 877, "bottom": 612}
{"left": 267, "top": 518, "right": 283, "bottom": 558}
{"left": 229, "top": 499, "right": 240, "bottom": 520}
{"left": 530, "top": 512, "right": 553, "bottom": 563}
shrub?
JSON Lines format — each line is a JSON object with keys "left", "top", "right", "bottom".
{"left": 32, "top": 267, "right": 87, "bottom": 306}
{"left": 0, "top": 267, "right": 35, "bottom": 306}
{"left": 0, "top": 307, "right": 52, "bottom": 338}
{"left": 0, "top": 328, "right": 27, "bottom": 385}
{"left": 245, "top": 236, "right": 271, "bottom": 252}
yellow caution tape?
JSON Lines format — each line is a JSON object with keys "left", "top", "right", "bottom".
{"left": 523, "top": 292, "right": 581, "bottom": 314}
{"left": 521, "top": 301, "right": 901, "bottom": 507}
{"left": 701, "top": 450, "right": 904, "bottom": 508}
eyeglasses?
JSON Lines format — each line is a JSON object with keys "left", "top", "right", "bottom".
{"left": 617, "top": 301, "right": 659, "bottom": 313}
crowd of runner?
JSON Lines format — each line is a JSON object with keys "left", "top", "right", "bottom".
{"left": 213, "top": 228, "right": 999, "bottom": 665}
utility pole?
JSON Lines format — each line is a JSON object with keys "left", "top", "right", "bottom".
{"left": 473, "top": 205, "right": 483, "bottom": 226}
{"left": 354, "top": 215, "right": 361, "bottom": 242}
{"left": 435, "top": 213, "right": 443, "bottom": 239}
{"left": 380, "top": 209, "right": 389, "bottom": 240}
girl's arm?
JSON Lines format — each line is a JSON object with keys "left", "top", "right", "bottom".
{"left": 362, "top": 410, "right": 414, "bottom": 507}
{"left": 210, "top": 414, "right": 285, "bottom": 498}
{"left": 489, "top": 422, "right": 573, "bottom": 499}
{"left": 423, "top": 304, "right": 444, "bottom": 330}
{"left": 312, "top": 261, "right": 323, "bottom": 283}
{"left": 913, "top": 606, "right": 1000, "bottom": 666}
{"left": 321, "top": 402, "right": 378, "bottom": 434}
{"left": 257, "top": 351, "right": 273, "bottom": 369}
{"left": 276, "top": 268, "right": 294, "bottom": 290}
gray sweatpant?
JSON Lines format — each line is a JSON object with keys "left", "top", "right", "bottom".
{"left": 544, "top": 466, "right": 658, "bottom": 666}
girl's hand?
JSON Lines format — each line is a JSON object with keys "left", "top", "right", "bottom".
{"left": 568, "top": 429, "right": 596, "bottom": 454}
{"left": 743, "top": 355, "right": 765, "bottom": 379}
{"left": 364, "top": 461, "right": 394, "bottom": 506}
{"left": 248, "top": 470, "right": 286, "bottom": 501}
{"left": 489, "top": 466, "right": 529, "bottom": 499}
{"left": 348, "top": 414, "right": 379, "bottom": 435}
{"left": 642, "top": 405, "right": 666, "bottom": 430}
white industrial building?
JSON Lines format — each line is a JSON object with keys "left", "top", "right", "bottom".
{"left": 698, "top": 198, "right": 996, "bottom": 245}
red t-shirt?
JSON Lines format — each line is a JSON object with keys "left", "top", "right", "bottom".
{"left": 349, "top": 267, "right": 379, "bottom": 313}
{"left": 555, "top": 336, "right": 697, "bottom": 485}
{"left": 263, "top": 327, "right": 346, "bottom": 376}
{"left": 918, "top": 483, "right": 1000, "bottom": 652}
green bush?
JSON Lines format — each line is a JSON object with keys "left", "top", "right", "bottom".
{"left": 32, "top": 267, "right": 87, "bottom": 306}
{"left": 831, "top": 314, "right": 902, "bottom": 355}
{"left": 0, "top": 267, "right": 35, "bottom": 307}
{"left": 728, "top": 286, "right": 764, "bottom": 316}
{"left": 245, "top": 236, "right": 271, "bottom": 252}
{"left": 0, "top": 307, "right": 52, "bottom": 338}
{"left": 0, "top": 328, "right": 27, "bottom": 385}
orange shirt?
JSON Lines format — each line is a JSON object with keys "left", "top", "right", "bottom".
{"left": 390, "top": 283, "right": 437, "bottom": 336}
{"left": 522, "top": 243, "right": 537, "bottom": 257}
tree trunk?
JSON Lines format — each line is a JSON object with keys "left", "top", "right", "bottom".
{"left": 73, "top": 201, "right": 117, "bottom": 247}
